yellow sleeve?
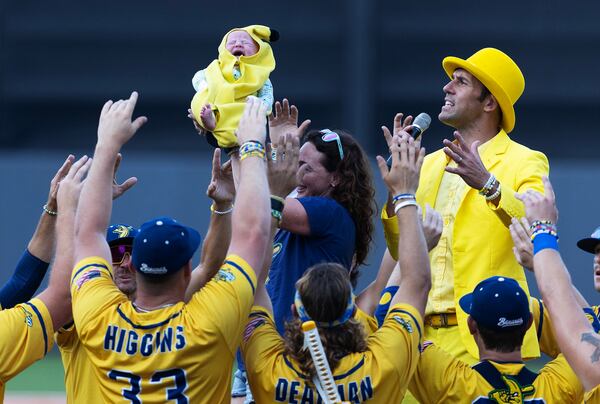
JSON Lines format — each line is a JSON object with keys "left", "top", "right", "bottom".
{"left": 55, "top": 322, "right": 77, "bottom": 351}
{"left": 381, "top": 204, "right": 399, "bottom": 261}
{"left": 240, "top": 306, "right": 283, "bottom": 378}
{"left": 70, "top": 256, "right": 126, "bottom": 337}
{"left": 408, "top": 342, "right": 465, "bottom": 403}
{"left": 354, "top": 307, "right": 378, "bottom": 335}
{"left": 488, "top": 150, "right": 549, "bottom": 225}
{"left": 188, "top": 254, "right": 257, "bottom": 354}
{"left": 0, "top": 298, "right": 54, "bottom": 382}
{"left": 531, "top": 297, "right": 560, "bottom": 358}
{"left": 540, "top": 354, "right": 584, "bottom": 401}
{"left": 369, "top": 303, "right": 423, "bottom": 383}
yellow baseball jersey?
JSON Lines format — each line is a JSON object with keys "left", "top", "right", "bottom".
{"left": 71, "top": 254, "right": 256, "bottom": 403}
{"left": 56, "top": 323, "right": 104, "bottom": 404}
{"left": 354, "top": 307, "right": 378, "bottom": 334}
{"left": 409, "top": 343, "right": 583, "bottom": 403}
{"left": 0, "top": 298, "right": 54, "bottom": 400}
{"left": 241, "top": 303, "right": 423, "bottom": 403}
{"left": 585, "top": 385, "right": 600, "bottom": 403}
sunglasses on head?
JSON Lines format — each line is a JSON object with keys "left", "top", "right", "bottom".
{"left": 319, "top": 129, "right": 344, "bottom": 160}
{"left": 110, "top": 244, "right": 132, "bottom": 265}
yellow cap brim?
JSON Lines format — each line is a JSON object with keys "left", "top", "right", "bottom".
{"left": 442, "top": 56, "right": 515, "bottom": 133}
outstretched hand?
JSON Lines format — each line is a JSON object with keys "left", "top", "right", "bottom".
{"left": 207, "top": 149, "right": 235, "bottom": 206}
{"left": 97, "top": 91, "right": 147, "bottom": 149}
{"left": 509, "top": 217, "right": 534, "bottom": 271}
{"left": 515, "top": 176, "right": 558, "bottom": 224}
{"left": 443, "top": 131, "right": 489, "bottom": 190}
{"left": 112, "top": 153, "right": 137, "bottom": 200}
{"left": 46, "top": 154, "right": 76, "bottom": 212}
{"left": 381, "top": 112, "right": 414, "bottom": 149}
{"left": 376, "top": 130, "right": 425, "bottom": 195}
{"left": 56, "top": 155, "right": 93, "bottom": 214}
{"left": 268, "top": 98, "right": 311, "bottom": 144}
{"left": 268, "top": 133, "right": 300, "bottom": 198}
{"left": 419, "top": 204, "right": 443, "bottom": 251}
{"left": 236, "top": 96, "right": 268, "bottom": 145}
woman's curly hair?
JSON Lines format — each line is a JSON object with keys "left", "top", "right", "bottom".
{"left": 302, "top": 129, "right": 376, "bottom": 285}
{"left": 283, "top": 263, "right": 368, "bottom": 381}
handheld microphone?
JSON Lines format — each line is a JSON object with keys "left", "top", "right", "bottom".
{"left": 386, "top": 112, "right": 431, "bottom": 168}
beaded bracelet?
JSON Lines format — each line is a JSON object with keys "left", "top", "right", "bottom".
{"left": 392, "top": 193, "right": 416, "bottom": 205}
{"left": 394, "top": 199, "right": 418, "bottom": 214}
{"left": 530, "top": 222, "right": 559, "bottom": 241}
{"left": 239, "top": 141, "right": 266, "bottom": 161}
{"left": 530, "top": 220, "right": 554, "bottom": 229}
{"left": 271, "top": 209, "right": 283, "bottom": 222}
{"left": 478, "top": 174, "right": 496, "bottom": 196}
{"left": 485, "top": 184, "right": 501, "bottom": 201}
{"left": 42, "top": 204, "right": 57, "bottom": 217}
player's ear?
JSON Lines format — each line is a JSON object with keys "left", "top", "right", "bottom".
{"left": 467, "top": 316, "right": 477, "bottom": 335}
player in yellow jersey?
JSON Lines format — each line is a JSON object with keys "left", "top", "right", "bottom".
{"left": 242, "top": 130, "right": 431, "bottom": 403}
{"left": 408, "top": 274, "right": 584, "bottom": 403}
{"left": 58, "top": 148, "right": 236, "bottom": 404}
{"left": 71, "top": 93, "right": 272, "bottom": 403}
{"left": 517, "top": 177, "right": 600, "bottom": 401}
{"left": 0, "top": 154, "right": 91, "bottom": 400}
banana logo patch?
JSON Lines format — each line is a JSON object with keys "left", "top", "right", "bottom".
{"left": 113, "top": 225, "right": 133, "bottom": 239}
{"left": 487, "top": 376, "right": 535, "bottom": 403}
{"left": 20, "top": 306, "right": 33, "bottom": 327}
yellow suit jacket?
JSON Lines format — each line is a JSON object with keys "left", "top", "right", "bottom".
{"left": 416, "top": 130, "right": 549, "bottom": 359}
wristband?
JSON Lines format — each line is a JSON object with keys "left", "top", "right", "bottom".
{"left": 392, "top": 193, "right": 416, "bottom": 205}
{"left": 210, "top": 203, "right": 234, "bottom": 215}
{"left": 533, "top": 233, "right": 559, "bottom": 254}
{"left": 42, "top": 204, "right": 57, "bottom": 217}
{"left": 478, "top": 174, "right": 496, "bottom": 196}
{"left": 394, "top": 199, "right": 418, "bottom": 214}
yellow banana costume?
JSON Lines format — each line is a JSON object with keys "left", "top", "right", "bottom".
{"left": 191, "top": 25, "right": 277, "bottom": 148}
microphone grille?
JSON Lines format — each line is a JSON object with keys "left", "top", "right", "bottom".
{"left": 413, "top": 113, "right": 432, "bottom": 132}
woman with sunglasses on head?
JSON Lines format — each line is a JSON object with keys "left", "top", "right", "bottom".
{"left": 266, "top": 100, "right": 376, "bottom": 336}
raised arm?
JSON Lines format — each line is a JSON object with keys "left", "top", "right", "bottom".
{"left": 37, "top": 156, "right": 91, "bottom": 331}
{"left": 0, "top": 156, "right": 74, "bottom": 309}
{"left": 376, "top": 131, "right": 431, "bottom": 317}
{"left": 510, "top": 216, "right": 589, "bottom": 307}
{"left": 519, "top": 177, "right": 600, "bottom": 391}
{"left": 227, "top": 97, "right": 271, "bottom": 277}
{"left": 75, "top": 92, "right": 147, "bottom": 264}
{"left": 185, "top": 149, "right": 235, "bottom": 301}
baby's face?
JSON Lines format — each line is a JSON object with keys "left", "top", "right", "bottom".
{"left": 226, "top": 30, "right": 259, "bottom": 57}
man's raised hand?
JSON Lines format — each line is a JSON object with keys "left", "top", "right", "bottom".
{"left": 515, "top": 176, "right": 558, "bottom": 225}
{"left": 236, "top": 96, "right": 268, "bottom": 146}
{"left": 97, "top": 91, "right": 147, "bottom": 149}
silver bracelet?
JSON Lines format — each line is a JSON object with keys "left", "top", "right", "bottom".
{"left": 211, "top": 203, "right": 234, "bottom": 215}
{"left": 394, "top": 199, "right": 418, "bottom": 214}
{"left": 43, "top": 204, "right": 57, "bottom": 216}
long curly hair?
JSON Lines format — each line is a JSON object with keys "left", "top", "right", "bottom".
{"left": 301, "top": 129, "right": 376, "bottom": 285}
{"left": 283, "top": 263, "right": 368, "bottom": 380}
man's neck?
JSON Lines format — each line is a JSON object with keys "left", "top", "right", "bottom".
{"left": 133, "top": 291, "right": 183, "bottom": 312}
{"left": 455, "top": 124, "right": 499, "bottom": 148}
{"left": 479, "top": 348, "right": 523, "bottom": 363}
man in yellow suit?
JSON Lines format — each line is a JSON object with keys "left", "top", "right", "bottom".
{"left": 414, "top": 47, "right": 549, "bottom": 363}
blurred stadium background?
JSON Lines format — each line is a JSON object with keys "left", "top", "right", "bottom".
{"left": 1, "top": 0, "right": 599, "bottom": 401}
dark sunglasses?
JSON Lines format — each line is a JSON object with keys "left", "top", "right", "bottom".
{"left": 110, "top": 244, "right": 132, "bottom": 265}
{"left": 319, "top": 129, "right": 344, "bottom": 160}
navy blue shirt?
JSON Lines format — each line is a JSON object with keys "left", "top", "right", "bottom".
{"left": 266, "top": 196, "right": 356, "bottom": 333}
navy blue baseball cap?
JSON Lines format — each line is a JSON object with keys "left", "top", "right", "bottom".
{"left": 577, "top": 226, "right": 600, "bottom": 254}
{"left": 106, "top": 224, "right": 139, "bottom": 246}
{"left": 132, "top": 216, "right": 201, "bottom": 276}
{"left": 459, "top": 276, "right": 531, "bottom": 332}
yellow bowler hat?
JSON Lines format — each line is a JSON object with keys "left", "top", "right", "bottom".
{"left": 442, "top": 48, "right": 524, "bottom": 133}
